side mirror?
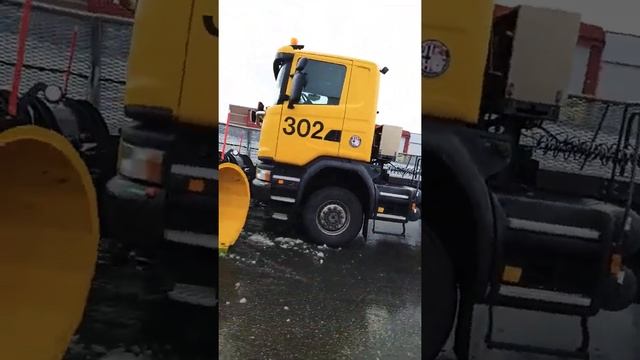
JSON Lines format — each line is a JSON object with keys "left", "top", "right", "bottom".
{"left": 250, "top": 101, "right": 266, "bottom": 124}
{"left": 255, "top": 111, "right": 265, "bottom": 127}
{"left": 288, "top": 72, "right": 306, "bottom": 109}
{"left": 249, "top": 110, "right": 265, "bottom": 125}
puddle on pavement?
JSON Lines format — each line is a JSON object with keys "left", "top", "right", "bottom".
{"left": 219, "top": 209, "right": 422, "bottom": 360}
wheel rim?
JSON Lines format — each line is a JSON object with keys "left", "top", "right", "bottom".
{"left": 316, "top": 200, "right": 350, "bottom": 236}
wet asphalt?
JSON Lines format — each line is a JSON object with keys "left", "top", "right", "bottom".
{"left": 63, "top": 240, "right": 216, "bottom": 360}
{"left": 61, "top": 204, "right": 640, "bottom": 360}
{"left": 218, "top": 206, "right": 423, "bottom": 360}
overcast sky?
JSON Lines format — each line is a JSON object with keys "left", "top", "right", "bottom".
{"left": 219, "top": 0, "right": 421, "bottom": 134}
{"left": 497, "top": 0, "right": 640, "bottom": 35}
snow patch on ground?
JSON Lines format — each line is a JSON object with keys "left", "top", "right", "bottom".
{"left": 273, "top": 237, "right": 305, "bottom": 249}
{"left": 247, "top": 233, "right": 275, "bottom": 247}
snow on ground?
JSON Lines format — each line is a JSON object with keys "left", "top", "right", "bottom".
{"left": 239, "top": 232, "right": 336, "bottom": 264}
{"left": 246, "top": 233, "right": 275, "bottom": 247}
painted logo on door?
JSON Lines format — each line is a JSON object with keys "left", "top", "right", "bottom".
{"left": 349, "top": 135, "right": 361, "bottom": 148}
{"left": 422, "top": 40, "right": 450, "bottom": 78}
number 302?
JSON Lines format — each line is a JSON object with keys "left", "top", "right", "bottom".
{"left": 283, "top": 117, "right": 324, "bottom": 139}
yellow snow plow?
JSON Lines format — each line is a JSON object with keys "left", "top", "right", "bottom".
{"left": 0, "top": 125, "right": 99, "bottom": 360}
{"left": 0, "top": 0, "right": 100, "bottom": 357}
{"left": 218, "top": 162, "right": 250, "bottom": 251}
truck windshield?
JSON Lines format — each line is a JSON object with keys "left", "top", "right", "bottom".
{"left": 272, "top": 55, "right": 292, "bottom": 105}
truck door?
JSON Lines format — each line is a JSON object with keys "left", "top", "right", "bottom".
{"left": 276, "top": 56, "right": 352, "bottom": 166}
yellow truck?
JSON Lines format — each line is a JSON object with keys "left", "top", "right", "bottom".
{"left": 247, "top": 41, "right": 421, "bottom": 247}
{"left": 422, "top": 1, "right": 640, "bottom": 359}
{"left": 103, "top": 0, "right": 235, "bottom": 305}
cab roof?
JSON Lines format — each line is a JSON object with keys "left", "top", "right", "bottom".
{"left": 277, "top": 44, "right": 379, "bottom": 70}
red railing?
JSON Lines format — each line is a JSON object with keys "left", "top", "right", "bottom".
{"left": 87, "top": 0, "right": 133, "bottom": 18}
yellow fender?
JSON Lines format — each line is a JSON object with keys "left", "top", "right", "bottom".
{"left": 218, "top": 162, "right": 250, "bottom": 252}
{"left": 0, "top": 125, "right": 99, "bottom": 360}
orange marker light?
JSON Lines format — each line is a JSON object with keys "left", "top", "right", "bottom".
{"left": 611, "top": 254, "right": 622, "bottom": 275}
{"left": 290, "top": 37, "right": 298, "bottom": 45}
{"left": 188, "top": 179, "right": 205, "bottom": 193}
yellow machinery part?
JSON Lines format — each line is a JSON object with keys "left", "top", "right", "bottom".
{"left": 125, "top": 0, "right": 217, "bottom": 127}
{"left": 0, "top": 125, "right": 99, "bottom": 360}
{"left": 422, "top": 0, "right": 494, "bottom": 123}
{"left": 218, "top": 162, "right": 250, "bottom": 252}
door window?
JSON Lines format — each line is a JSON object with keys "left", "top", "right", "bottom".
{"left": 298, "top": 59, "right": 346, "bottom": 106}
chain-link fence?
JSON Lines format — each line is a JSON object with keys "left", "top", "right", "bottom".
{"left": 521, "top": 95, "right": 640, "bottom": 182}
{"left": 218, "top": 123, "right": 260, "bottom": 161}
{"left": 0, "top": 0, "right": 133, "bottom": 134}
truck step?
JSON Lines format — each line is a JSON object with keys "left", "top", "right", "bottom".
{"left": 507, "top": 218, "right": 600, "bottom": 241}
{"left": 167, "top": 283, "right": 216, "bottom": 307}
{"left": 164, "top": 229, "right": 216, "bottom": 249}
{"left": 371, "top": 219, "right": 406, "bottom": 237}
{"left": 270, "top": 195, "right": 296, "bottom": 203}
{"left": 498, "top": 285, "right": 592, "bottom": 307}
{"left": 272, "top": 212, "right": 288, "bottom": 220}
{"left": 170, "top": 163, "right": 218, "bottom": 180}
{"left": 494, "top": 192, "right": 616, "bottom": 316}
{"left": 485, "top": 305, "right": 591, "bottom": 359}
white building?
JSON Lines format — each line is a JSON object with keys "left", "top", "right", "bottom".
{"left": 597, "top": 32, "right": 640, "bottom": 103}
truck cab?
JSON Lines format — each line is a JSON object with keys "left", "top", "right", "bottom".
{"left": 257, "top": 43, "right": 379, "bottom": 165}
{"left": 251, "top": 41, "right": 420, "bottom": 247}
{"left": 421, "top": 2, "right": 640, "bottom": 359}
{"left": 104, "top": 0, "right": 218, "bottom": 306}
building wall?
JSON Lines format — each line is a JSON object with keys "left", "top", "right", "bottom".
{"left": 597, "top": 32, "right": 640, "bottom": 102}
{"left": 568, "top": 45, "right": 591, "bottom": 95}
{"left": 602, "top": 32, "right": 640, "bottom": 65}
{"left": 598, "top": 63, "right": 640, "bottom": 102}
{"left": 398, "top": 132, "right": 421, "bottom": 156}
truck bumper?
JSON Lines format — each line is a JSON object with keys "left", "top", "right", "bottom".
{"left": 251, "top": 177, "right": 272, "bottom": 202}
{"left": 104, "top": 175, "right": 166, "bottom": 253}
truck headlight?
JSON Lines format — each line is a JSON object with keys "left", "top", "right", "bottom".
{"left": 117, "top": 140, "right": 164, "bottom": 184}
{"left": 255, "top": 168, "right": 271, "bottom": 182}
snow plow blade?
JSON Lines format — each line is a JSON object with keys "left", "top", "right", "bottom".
{"left": 218, "top": 162, "right": 250, "bottom": 252}
{"left": 0, "top": 125, "right": 99, "bottom": 360}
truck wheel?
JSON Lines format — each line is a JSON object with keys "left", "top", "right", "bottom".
{"left": 424, "top": 226, "right": 458, "bottom": 360}
{"left": 302, "top": 187, "right": 363, "bottom": 247}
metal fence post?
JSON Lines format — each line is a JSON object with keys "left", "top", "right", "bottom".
{"left": 87, "top": 17, "right": 102, "bottom": 107}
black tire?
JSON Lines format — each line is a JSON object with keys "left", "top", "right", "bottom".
{"left": 302, "top": 187, "right": 363, "bottom": 247}
{"left": 424, "top": 225, "right": 458, "bottom": 360}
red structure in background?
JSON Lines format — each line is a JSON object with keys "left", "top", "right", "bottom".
{"left": 9, "top": 0, "right": 33, "bottom": 117}
{"left": 401, "top": 130, "right": 411, "bottom": 153}
{"left": 63, "top": 26, "right": 78, "bottom": 94}
{"left": 494, "top": 4, "right": 606, "bottom": 96}
{"left": 87, "top": 0, "right": 134, "bottom": 18}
